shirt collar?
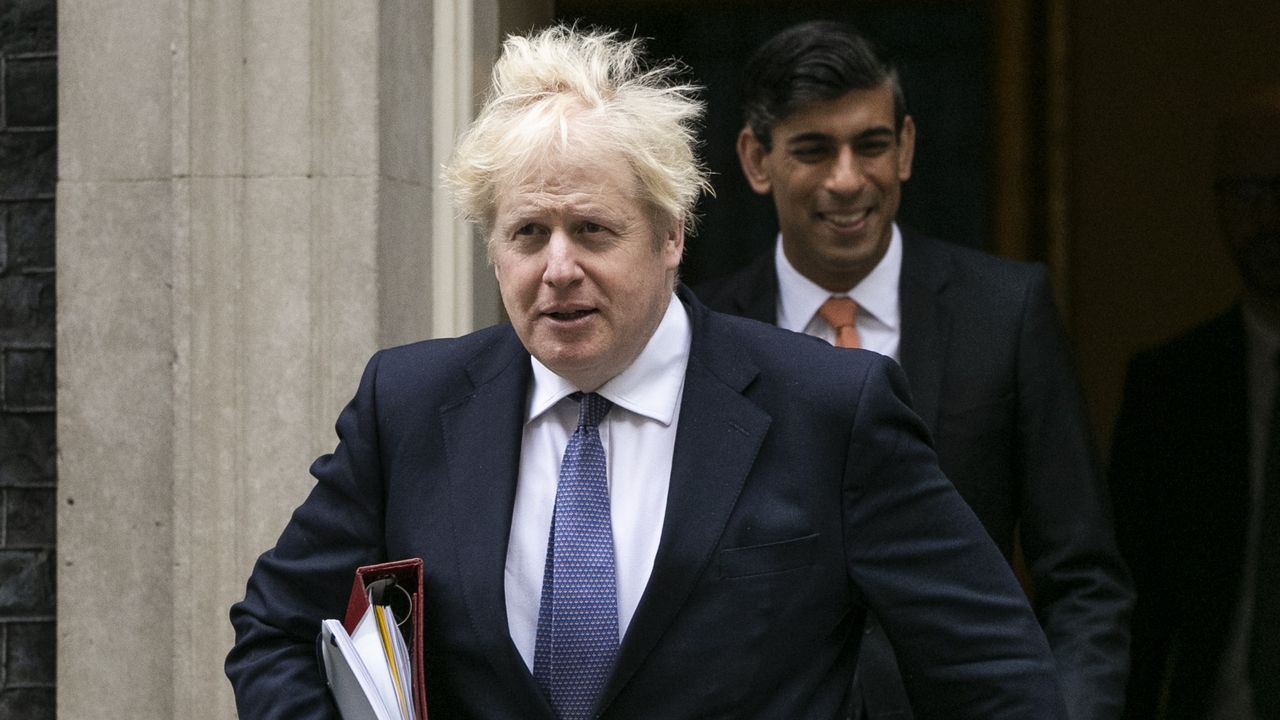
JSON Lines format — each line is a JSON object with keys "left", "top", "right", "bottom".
{"left": 526, "top": 292, "right": 691, "bottom": 426}
{"left": 774, "top": 223, "right": 903, "bottom": 333}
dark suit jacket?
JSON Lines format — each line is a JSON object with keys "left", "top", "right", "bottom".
{"left": 696, "top": 230, "right": 1133, "bottom": 720}
{"left": 1109, "top": 307, "right": 1250, "bottom": 720}
{"left": 226, "top": 289, "right": 1067, "bottom": 719}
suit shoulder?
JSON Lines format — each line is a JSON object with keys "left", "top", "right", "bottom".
{"left": 376, "top": 323, "right": 507, "bottom": 362}
{"left": 708, "top": 309, "right": 822, "bottom": 354}
{"left": 703, "top": 309, "right": 896, "bottom": 397}
{"left": 900, "top": 231, "right": 1052, "bottom": 325}
{"left": 1125, "top": 306, "right": 1242, "bottom": 381}
{"left": 364, "top": 324, "right": 522, "bottom": 394}
{"left": 911, "top": 232, "right": 1044, "bottom": 284}
{"left": 1113, "top": 307, "right": 1246, "bottom": 466}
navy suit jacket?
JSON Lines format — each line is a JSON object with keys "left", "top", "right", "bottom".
{"left": 226, "top": 289, "right": 1067, "bottom": 719}
{"left": 1109, "top": 307, "right": 1250, "bottom": 719}
{"left": 696, "top": 231, "right": 1133, "bottom": 720}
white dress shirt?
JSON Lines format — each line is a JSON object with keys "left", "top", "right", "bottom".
{"left": 1211, "top": 301, "right": 1280, "bottom": 720}
{"left": 775, "top": 223, "right": 903, "bottom": 359}
{"left": 505, "top": 293, "right": 691, "bottom": 671}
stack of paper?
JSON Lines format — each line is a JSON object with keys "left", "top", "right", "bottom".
{"left": 321, "top": 603, "right": 417, "bottom": 720}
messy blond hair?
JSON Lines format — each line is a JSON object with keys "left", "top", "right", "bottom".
{"left": 444, "top": 25, "right": 711, "bottom": 245}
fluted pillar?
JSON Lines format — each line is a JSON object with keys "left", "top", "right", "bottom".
{"left": 56, "top": 1, "right": 518, "bottom": 716}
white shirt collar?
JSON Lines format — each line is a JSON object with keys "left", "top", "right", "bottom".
{"left": 775, "top": 223, "right": 903, "bottom": 334}
{"left": 526, "top": 292, "right": 691, "bottom": 426}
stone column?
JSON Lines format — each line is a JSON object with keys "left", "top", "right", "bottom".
{"left": 57, "top": 1, "right": 509, "bottom": 717}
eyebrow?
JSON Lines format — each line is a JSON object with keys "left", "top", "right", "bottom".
{"left": 495, "top": 201, "right": 625, "bottom": 230}
{"left": 785, "top": 127, "right": 896, "bottom": 146}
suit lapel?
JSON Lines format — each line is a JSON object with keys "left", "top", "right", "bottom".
{"left": 597, "top": 292, "right": 771, "bottom": 711}
{"left": 438, "top": 329, "right": 550, "bottom": 708}
{"left": 896, "top": 231, "right": 953, "bottom": 435}
{"left": 1214, "top": 307, "right": 1249, "bottom": 482}
{"left": 444, "top": 297, "right": 773, "bottom": 712}
{"left": 1194, "top": 307, "right": 1250, "bottom": 562}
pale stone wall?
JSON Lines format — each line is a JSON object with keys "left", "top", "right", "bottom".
{"left": 58, "top": 1, "right": 179, "bottom": 716}
{"left": 56, "top": 1, "right": 530, "bottom": 717}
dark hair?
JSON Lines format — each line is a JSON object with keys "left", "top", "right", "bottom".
{"left": 741, "top": 21, "right": 906, "bottom": 149}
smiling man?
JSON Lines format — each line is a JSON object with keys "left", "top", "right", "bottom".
{"left": 697, "top": 21, "right": 1132, "bottom": 720}
{"left": 226, "top": 25, "right": 1069, "bottom": 720}
{"left": 740, "top": 78, "right": 913, "bottom": 297}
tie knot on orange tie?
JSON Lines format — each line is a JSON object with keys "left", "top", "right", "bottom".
{"left": 817, "top": 297, "right": 861, "bottom": 349}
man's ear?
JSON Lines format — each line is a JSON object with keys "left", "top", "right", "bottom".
{"left": 662, "top": 220, "right": 686, "bottom": 270}
{"left": 736, "top": 127, "right": 774, "bottom": 195}
{"left": 896, "top": 115, "right": 917, "bottom": 182}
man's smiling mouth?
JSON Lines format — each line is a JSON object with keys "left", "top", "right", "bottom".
{"left": 818, "top": 208, "right": 871, "bottom": 227}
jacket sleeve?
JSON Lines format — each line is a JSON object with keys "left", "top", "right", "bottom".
{"left": 225, "top": 351, "right": 390, "bottom": 720}
{"left": 1012, "top": 267, "right": 1134, "bottom": 720}
{"left": 1107, "top": 353, "right": 1176, "bottom": 720}
{"left": 844, "top": 355, "right": 1069, "bottom": 719}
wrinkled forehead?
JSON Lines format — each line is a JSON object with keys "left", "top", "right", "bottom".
{"left": 493, "top": 159, "right": 639, "bottom": 232}
{"left": 495, "top": 139, "right": 682, "bottom": 240}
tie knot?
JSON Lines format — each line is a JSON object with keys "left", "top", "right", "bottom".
{"left": 817, "top": 296, "right": 858, "bottom": 329}
{"left": 571, "top": 392, "right": 613, "bottom": 429}
{"left": 817, "top": 296, "right": 861, "bottom": 349}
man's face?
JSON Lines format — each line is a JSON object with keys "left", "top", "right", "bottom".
{"left": 491, "top": 149, "right": 684, "bottom": 391}
{"left": 738, "top": 83, "right": 914, "bottom": 292}
{"left": 1216, "top": 99, "right": 1280, "bottom": 301}
{"left": 1218, "top": 176, "right": 1280, "bottom": 300}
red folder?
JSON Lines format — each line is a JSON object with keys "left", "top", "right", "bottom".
{"left": 342, "top": 558, "right": 428, "bottom": 720}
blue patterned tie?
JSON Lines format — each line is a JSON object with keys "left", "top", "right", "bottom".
{"left": 533, "top": 392, "right": 618, "bottom": 719}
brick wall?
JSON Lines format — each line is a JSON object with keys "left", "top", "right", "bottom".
{"left": 0, "top": 0, "right": 56, "bottom": 717}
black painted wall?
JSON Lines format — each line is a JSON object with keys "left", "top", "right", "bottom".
{"left": 0, "top": 0, "right": 57, "bottom": 717}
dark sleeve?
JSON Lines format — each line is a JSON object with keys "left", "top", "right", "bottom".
{"left": 844, "top": 356, "right": 1069, "bottom": 719}
{"left": 225, "top": 352, "right": 390, "bottom": 720}
{"left": 1107, "top": 355, "right": 1173, "bottom": 720}
{"left": 1012, "top": 267, "right": 1135, "bottom": 720}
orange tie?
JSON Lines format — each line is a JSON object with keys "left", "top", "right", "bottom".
{"left": 817, "top": 297, "right": 861, "bottom": 349}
